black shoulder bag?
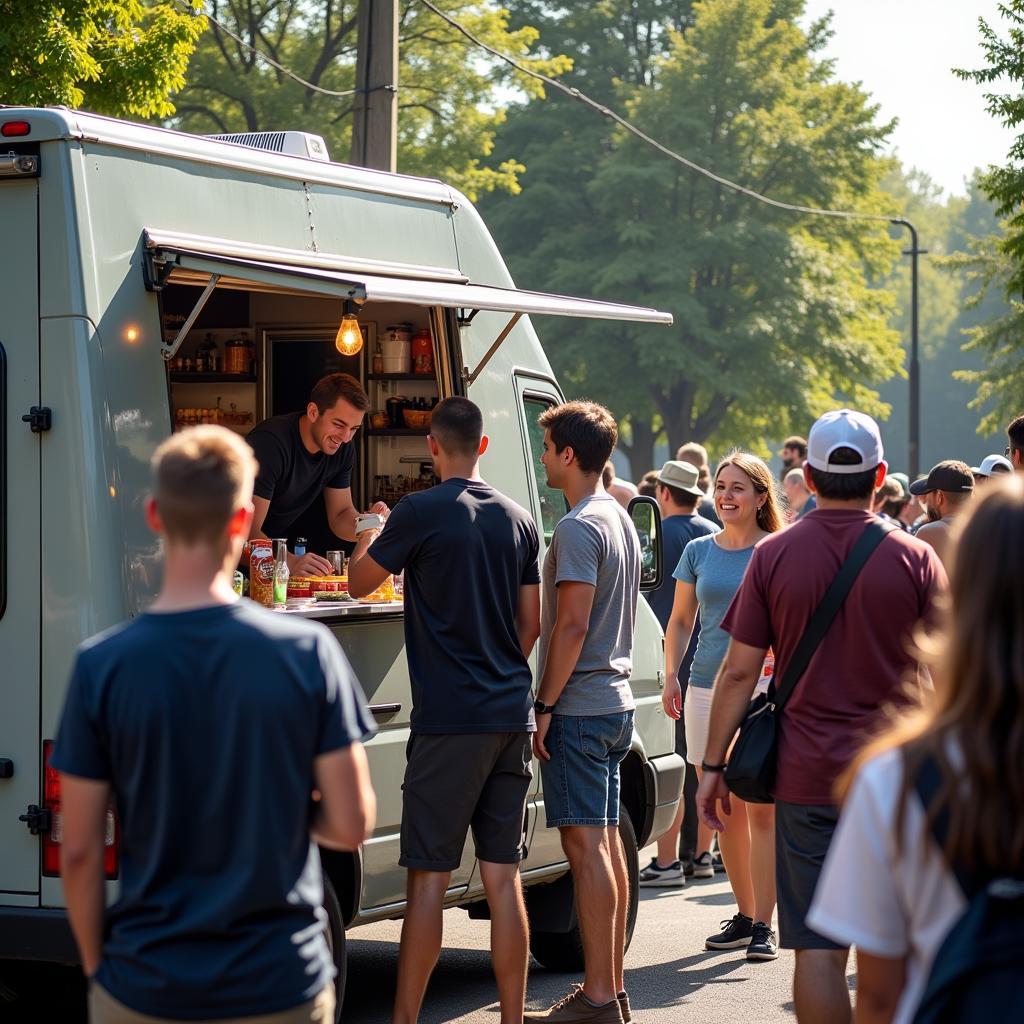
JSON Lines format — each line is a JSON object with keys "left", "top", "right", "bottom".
{"left": 724, "top": 519, "right": 898, "bottom": 804}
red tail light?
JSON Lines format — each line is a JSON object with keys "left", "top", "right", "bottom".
{"left": 42, "top": 740, "right": 120, "bottom": 879}
{"left": 1, "top": 120, "right": 31, "bottom": 138}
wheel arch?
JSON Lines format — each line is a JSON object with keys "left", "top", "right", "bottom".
{"left": 319, "top": 847, "right": 363, "bottom": 926}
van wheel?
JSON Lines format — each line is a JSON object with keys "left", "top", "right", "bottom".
{"left": 529, "top": 803, "right": 640, "bottom": 972}
{"left": 322, "top": 873, "right": 347, "bottom": 1023}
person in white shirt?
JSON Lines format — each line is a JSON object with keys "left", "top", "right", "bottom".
{"left": 808, "top": 473, "right": 1024, "bottom": 1024}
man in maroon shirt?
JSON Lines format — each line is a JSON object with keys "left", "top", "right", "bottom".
{"left": 696, "top": 409, "right": 946, "bottom": 1024}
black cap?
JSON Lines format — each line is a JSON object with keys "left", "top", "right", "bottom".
{"left": 909, "top": 460, "right": 975, "bottom": 496}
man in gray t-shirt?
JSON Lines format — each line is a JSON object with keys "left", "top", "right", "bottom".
{"left": 539, "top": 496, "right": 639, "bottom": 715}
{"left": 526, "top": 401, "right": 640, "bottom": 1024}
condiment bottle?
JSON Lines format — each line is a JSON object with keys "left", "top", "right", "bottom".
{"left": 273, "top": 539, "right": 290, "bottom": 609}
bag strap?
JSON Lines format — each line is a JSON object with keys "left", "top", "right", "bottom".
{"left": 913, "top": 751, "right": 980, "bottom": 896}
{"left": 772, "top": 519, "right": 898, "bottom": 712}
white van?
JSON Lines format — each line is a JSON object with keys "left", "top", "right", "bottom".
{"left": 0, "top": 107, "right": 682, "bottom": 1010}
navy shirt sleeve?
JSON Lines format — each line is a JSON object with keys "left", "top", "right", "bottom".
{"left": 50, "top": 654, "right": 111, "bottom": 781}
{"left": 314, "top": 630, "right": 376, "bottom": 754}
{"left": 324, "top": 442, "right": 355, "bottom": 491}
{"left": 366, "top": 496, "right": 419, "bottom": 575}
{"left": 248, "top": 427, "right": 288, "bottom": 502}
{"left": 521, "top": 519, "right": 541, "bottom": 585}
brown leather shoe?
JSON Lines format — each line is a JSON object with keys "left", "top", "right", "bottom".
{"left": 617, "top": 991, "right": 632, "bottom": 1023}
{"left": 523, "top": 985, "right": 624, "bottom": 1024}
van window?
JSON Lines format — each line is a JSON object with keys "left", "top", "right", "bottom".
{"left": 523, "top": 396, "right": 568, "bottom": 543}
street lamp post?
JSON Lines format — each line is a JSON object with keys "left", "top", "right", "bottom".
{"left": 890, "top": 218, "right": 926, "bottom": 479}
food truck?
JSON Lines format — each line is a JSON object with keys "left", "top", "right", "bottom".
{"left": 0, "top": 107, "right": 683, "bottom": 1007}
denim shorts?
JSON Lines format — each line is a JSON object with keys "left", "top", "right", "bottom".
{"left": 541, "top": 711, "right": 634, "bottom": 828}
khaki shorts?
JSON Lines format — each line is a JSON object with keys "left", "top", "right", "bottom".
{"left": 89, "top": 982, "right": 335, "bottom": 1024}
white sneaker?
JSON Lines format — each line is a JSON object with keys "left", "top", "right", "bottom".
{"left": 638, "top": 857, "right": 685, "bottom": 888}
{"left": 692, "top": 851, "right": 715, "bottom": 879}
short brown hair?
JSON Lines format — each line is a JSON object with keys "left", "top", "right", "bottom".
{"left": 538, "top": 401, "right": 618, "bottom": 474}
{"left": 1008, "top": 414, "right": 1024, "bottom": 454}
{"left": 152, "top": 426, "right": 257, "bottom": 543}
{"left": 430, "top": 397, "right": 482, "bottom": 457}
{"left": 602, "top": 461, "right": 616, "bottom": 488}
{"left": 676, "top": 442, "right": 708, "bottom": 467}
{"left": 310, "top": 372, "right": 369, "bottom": 414}
{"left": 638, "top": 470, "right": 660, "bottom": 497}
{"left": 659, "top": 481, "right": 699, "bottom": 510}
{"left": 783, "top": 436, "right": 808, "bottom": 457}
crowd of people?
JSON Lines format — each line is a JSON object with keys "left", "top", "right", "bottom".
{"left": 49, "top": 401, "right": 1024, "bottom": 1024}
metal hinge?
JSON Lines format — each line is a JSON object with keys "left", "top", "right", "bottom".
{"left": 19, "top": 804, "right": 52, "bottom": 836}
{"left": 22, "top": 406, "right": 52, "bottom": 433}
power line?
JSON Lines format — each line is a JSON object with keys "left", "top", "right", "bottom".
{"left": 172, "top": 0, "right": 366, "bottom": 98}
{"left": 417, "top": 0, "right": 897, "bottom": 227}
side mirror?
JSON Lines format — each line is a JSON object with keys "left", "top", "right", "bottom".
{"left": 627, "top": 495, "right": 663, "bottom": 593}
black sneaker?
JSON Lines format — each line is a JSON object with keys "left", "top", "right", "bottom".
{"left": 705, "top": 913, "right": 754, "bottom": 950}
{"left": 746, "top": 921, "right": 779, "bottom": 961}
{"left": 680, "top": 851, "right": 695, "bottom": 878}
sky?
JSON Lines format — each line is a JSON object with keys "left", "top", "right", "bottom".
{"left": 801, "top": 1, "right": 1016, "bottom": 197}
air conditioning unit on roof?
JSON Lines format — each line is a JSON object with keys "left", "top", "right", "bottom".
{"left": 207, "top": 131, "right": 330, "bottom": 162}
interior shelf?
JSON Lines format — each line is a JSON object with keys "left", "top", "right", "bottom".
{"left": 366, "top": 373, "right": 438, "bottom": 383}
{"left": 169, "top": 372, "right": 257, "bottom": 383}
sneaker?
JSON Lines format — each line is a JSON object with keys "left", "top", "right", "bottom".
{"left": 705, "top": 912, "right": 755, "bottom": 950}
{"left": 638, "top": 857, "right": 685, "bottom": 888}
{"left": 691, "top": 851, "right": 715, "bottom": 879}
{"left": 617, "top": 992, "right": 631, "bottom": 1024}
{"left": 712, "top": 849, "right": 726, "bottom": 874}
{"left": 523, "top": 986, "right": 624, "bottom": 1023}
{"left": 746, "top": 921, "right": 779, "bottom": 961}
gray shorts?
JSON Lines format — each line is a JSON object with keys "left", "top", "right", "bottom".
{"left": 400, "top": 732, "right": 533, "bottom": 871}
{"left": 775, "top": 800, "right": 845, "bottom": 951}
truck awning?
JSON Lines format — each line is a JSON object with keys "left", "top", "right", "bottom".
{"left": 142, "top": 229, "right": 673, "bottom": 380}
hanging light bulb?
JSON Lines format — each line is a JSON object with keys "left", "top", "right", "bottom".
{"left": 335, "top": 300, "right": 363, "bottom": 356}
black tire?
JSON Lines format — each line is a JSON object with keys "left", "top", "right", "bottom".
{"left": 322, "top": 873, "right": 348, "bottom": 1023}
{"left": 529, "top": 803, "right": 640, "bottom": 971}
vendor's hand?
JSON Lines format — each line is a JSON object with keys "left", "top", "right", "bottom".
{"left": 662, "top": 674, "right": 682, "bottom": 720}
{"left": 290, "top": 551, "right": 333, "bottom": 577}
{"left": 368, "top": 501, "right": 390, "bottom": 522}
{"left": 696, "top": 768, "right": 732, "bottom": 832}
{"left": 532, "top": 712, "right": 552, "bottom": 762}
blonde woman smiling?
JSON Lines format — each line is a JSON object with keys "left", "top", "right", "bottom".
{"left": 663, "top": 453, "right": 784, "bottom": 960}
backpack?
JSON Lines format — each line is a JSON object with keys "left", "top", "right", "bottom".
{"left": 910, "top": 753, "right": 1024, "bottom": 1024}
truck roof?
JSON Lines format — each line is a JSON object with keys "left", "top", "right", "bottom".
{"left": 0, "top": 106, "right": 459, "bottom": 206}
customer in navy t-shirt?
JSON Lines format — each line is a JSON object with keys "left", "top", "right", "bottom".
{"left": 349, "top": 397, "right": 541, "bottom": 1024}
{"left": 53, "top": 426, "right": 376, "bottom": 1024}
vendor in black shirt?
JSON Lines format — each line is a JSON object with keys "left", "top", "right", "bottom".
{"left": 247, "top": 373, "right": 388, "bottom": 576}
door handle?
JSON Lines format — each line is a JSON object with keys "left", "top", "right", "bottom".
{"left": 369, "top": 702, "right": 402, "bottom": 722}
{"left": 0, "top": 758, "right": 13, "bottom": 779}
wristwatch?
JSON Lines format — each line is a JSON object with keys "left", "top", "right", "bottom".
{"left": 533, "top": 698, "right": 557, "bottom": 715}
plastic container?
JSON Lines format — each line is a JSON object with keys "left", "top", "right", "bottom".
{"left": 381, "top": 324, "right": 412, "bottom": 373}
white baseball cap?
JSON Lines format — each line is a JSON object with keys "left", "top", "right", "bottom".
{"left": 971, "top": 453, "right": 1013, "bottom": 477}
{"left": 806, "top": 409, "right": 885, "bottom": 474}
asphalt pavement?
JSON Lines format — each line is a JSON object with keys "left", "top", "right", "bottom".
{"left": 1, "top": 844, "right": 856, "bottom": 1023}
{"left": 341, "top": 844, "right": 837, "bottom": 1024}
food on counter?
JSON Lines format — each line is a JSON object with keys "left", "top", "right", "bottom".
{"left": 312, "top": 591, "right": 353, "bottom": 602}
{"left": 248, "top": 538, "right": 274, "bottom": 607}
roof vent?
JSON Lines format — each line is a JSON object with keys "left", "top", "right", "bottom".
{"left": 207, "top": 131, "right": 330, "bottom": 162}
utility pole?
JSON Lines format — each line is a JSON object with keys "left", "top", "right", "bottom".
{"left": 350, "top": 0, "right": 398, "bottom": 172}
{"left": 891, "top": 218, "right": 926, "bottom": 480}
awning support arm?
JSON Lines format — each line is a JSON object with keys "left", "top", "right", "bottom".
{"left": 463, "top": 312, "right": 522, "bottom": 387}
{"left": 160, "top": 275, "right": 221, "bottom": 361}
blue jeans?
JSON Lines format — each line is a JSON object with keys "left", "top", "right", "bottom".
{"left": 541, "top": 711, "right": 634, "bottom": 828}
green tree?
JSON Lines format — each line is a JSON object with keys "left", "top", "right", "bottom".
{"left": 167, "top": 1, "right": 569, "bottom": 198}
{"left": 952, "top": 1, "right": 1024, "bottom": 429}
{"left": 0, "top": 1, "right": 206, "bottom": 118}
{"left": 484, "top": 0, "right": 901, "bottom": 472}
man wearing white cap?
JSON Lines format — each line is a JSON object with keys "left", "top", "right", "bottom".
{"left": 972, "top": 452, "right": 1013, "bottom": 486}
{"left": 695, "top": 410, "right": 946, "bottom": 1024}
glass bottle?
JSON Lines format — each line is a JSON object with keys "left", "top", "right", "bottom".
{"left": 372, "top": 340, "right": 384, "bottom": 375}
{"left": 273, "top": 538, "right": 290, "bottom": 608}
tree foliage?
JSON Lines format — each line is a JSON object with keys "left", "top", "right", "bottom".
{"left": 482, "top": 0, "right": 902, "bottom": 472}
{"left": 952, "top": 0, "right": 1024, "bottom": 427}
{"left": 0, "top": 1, "right": 206, "bottom": 118}
{"left": 167, "top": 1, "right": 570, "bottom": 198}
